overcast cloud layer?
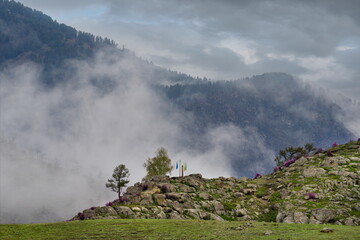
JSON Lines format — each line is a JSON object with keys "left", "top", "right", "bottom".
{"left": 18, "top": 0, "right": 360, "bottom": 100}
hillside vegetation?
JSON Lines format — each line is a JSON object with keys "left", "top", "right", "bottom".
{"left": 71, "top": 141, "right": 360, "bottom": 226}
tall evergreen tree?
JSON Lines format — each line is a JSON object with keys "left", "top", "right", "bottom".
{"left": 105, "top": 164, "right": 130, "bottom": 199}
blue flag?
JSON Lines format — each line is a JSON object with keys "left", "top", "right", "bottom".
{"left": 176, "top": 162, "right": 178, "bottom": 169}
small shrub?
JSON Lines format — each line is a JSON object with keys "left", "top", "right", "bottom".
{"left": 141, "top": 183, "right": 149, "bottom": 191}
{"left": 269, "top": 192, "right": 281, "bottom": 202}
{"left": 283, "top": 158, "right": 296, "bottom": 167}
{"left": 307, "top": 192, "right": 316, "bottom": 199}
{"left": 90, "top": 207, "right": 96, "bottom": 210}
{"left": 223, "top": 201, "right": 237, "bottom": 211}
{"left": 332, "top": 142, "right": 338, "bottom": 147}
{"left": 254, "top": 173, "right": 262, "bottom": 179}
{"left": 220, "top": 214, "right": 237, "bottom": 221}
{"left": 161, "top": 184, "right": 169, "bottom": 193}
{"left": 77, "top": 212, "right": 85, "bottom": 220}
{"left": 105, "top": 202, "right": 113, "bottom": 206}
{"left": 255, "top": 186, "right": 267, "bottom": 198}
{"left": 315, "top": 148, "right": 323, "bottom": 154}
{"left": 257, "top": 209, "right": 278, "bottom": 222}
{"left": 326, "top": 151, "right": 333, "bottom": 157}
{"left": 118, "top": 196, "right": 129, "bottom": 203}
{"left": 273, "top": 166, "right": 280, "bottom": 172}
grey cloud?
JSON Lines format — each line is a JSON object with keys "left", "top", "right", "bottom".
{"left": 1, "top": 50, "right": 276, "bottom": 223}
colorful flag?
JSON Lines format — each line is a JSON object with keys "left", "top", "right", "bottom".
{"left": 176, "top": 162, "right": 178, "bottom": 169}
{"left": 184, "top": 163, "right": 187, "bottom": 171}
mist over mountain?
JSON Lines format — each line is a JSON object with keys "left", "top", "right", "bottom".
{"left": 0, "top": 0, "right": 358, "bottom": 224}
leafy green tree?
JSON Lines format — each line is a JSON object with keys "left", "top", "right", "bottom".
{"left": 105, "top": 164, "right": 130, "bottom": 199}
{"left": 143, "top": 147, "right": 173, "bottom": 180}
{"left": 274, "top": 143, "right": 316, "bottom": 166}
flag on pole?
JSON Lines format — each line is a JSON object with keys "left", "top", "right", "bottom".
{"left": 184, "top": 163, "right": 187, "bottom": 171}
{"left": 176, "top": 162, "right": 178, "bottom": 169}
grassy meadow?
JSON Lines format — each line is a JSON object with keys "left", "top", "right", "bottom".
{"left": 1, "top": 219, "right": 360, "bottom": 240}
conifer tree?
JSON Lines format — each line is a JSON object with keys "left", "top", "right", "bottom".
{"left": 105, "top": 164, "right": 130, "bottom": 199}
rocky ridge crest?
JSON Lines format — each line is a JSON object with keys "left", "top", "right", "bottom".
{"left": 71, "top": 140, "right": 360, "bottom": 225}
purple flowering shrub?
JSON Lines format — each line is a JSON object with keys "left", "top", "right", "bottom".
{"left": 141, "top": 183, "right": 149, "bottom": 191}
{"left": 273, "top": 166, "right": 281, "bottom": 172}
{"left": 315, "top": 148, "right": 323, "bottom": 154}
{"left": 90, "top": 206, "right": 96, "bottom": 210}
{"left": 118, "top": 196, "right": 129, "bottom": 203}
{"left": 254, "top": 173, "right": 262, "bottom": 179}
{"left": 77, "top": 212, "right": 85, "bottom": 220}
{"left": 357, "top": 138, "right": 360, "bottom": 142}
{"left": 283, "top": 158, "right": 297, "bottom": 167}
{"left": 105, "top": 196, "right": 129, "bottom": 207}
{"left": 326, "top": 151, "right": 333, "bottom": 157}
{"left": 332, "top": 142, "right": 338, "bottom": 147}
{"left": 307, "top": 192, "right": 316, "bottom": 199}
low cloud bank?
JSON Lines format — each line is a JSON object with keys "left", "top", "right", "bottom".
{"left": 0, "top": 52, "right": 273, "bottom": 223}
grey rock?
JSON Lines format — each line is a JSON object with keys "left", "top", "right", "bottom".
{"left": 126, "top": 186, "right": 142, "bottom": 195}
{"left": 303, "top": 168, "right": 326, "bottom": 177}
{"left": 206, "top": 213, "right": 224, "bottom": 221}
{"left": 95, "top": 206, "right": 118, "bottom": 216}
{"left": 189, "top": 173, "right": 202, "bottom": 179}
{"left": 113, "top": 206, "right": 134, "bottom": 217}
{"left": 150, "top": 175, "right": 170, "bottom": 183}
{"left": 344, "top": 218, "right": 355, "bottom": 226}
{"left": 168, "top": 211, "right": 184, "bottom": 219}
{"left": 140, "top": 193, "right": 154, "bottom": 205}
{"left": 233, "top": 206, "right": 247, "bottom": 217}
{"left": 293, "top": 211, "right": 308, "bottom": 224}
{"left": 311, "top": 208, "right": 335, "bottom": 223}
{"left": 153, "top": 194, "right": 166, "bottom": 206}
{"left": 183, "top": 177, "right": 203, "bottom": 189}
{"left": 184, "top": 209, "right": 203, "bottom": 219}
{"left": 199, "top": 192, "right": 213, "bottom": 200}
{"left": 210, "top": 200, "right": 225, "bottom": 215}
{"left": 241, "top": 188, "right": 255, "bottom": 195}
{"left": 132, "top": 207, "right": 141, "bottom": 212}
{"left": 178, "top": 184, "right": 195, "bottom": 193}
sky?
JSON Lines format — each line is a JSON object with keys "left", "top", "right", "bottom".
{"left": 18, "top": 0, "right": 360, "bottom": 100}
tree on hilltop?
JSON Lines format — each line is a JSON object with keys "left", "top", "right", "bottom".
{"left": 275, "top": 143, "right": 316, "bottom": 166}
{"left": 143, "top": 147, "right": 173, "bottom": 180}
{"left": 106, "top": 164, "right": 130, "bottom": 199}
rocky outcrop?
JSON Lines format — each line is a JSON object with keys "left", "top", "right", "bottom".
{"left": 71, "top": 141, "right": 360, "bottom": 225}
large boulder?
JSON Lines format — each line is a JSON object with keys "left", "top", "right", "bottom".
{"left": 140, "top": 193, "right": 154, "bottom": 205}
{"left": 310, "top": 209, "right": 335, "bottom": 224}
{"left": 113, "top": 206, "right": 134, "bottom": 218}
{"left": 153, "top": 194, "right": 167, "bottom": 206}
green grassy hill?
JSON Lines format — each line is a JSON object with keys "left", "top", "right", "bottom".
{"left": 1, "top": 219, "right": 360, "bottom": 240}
